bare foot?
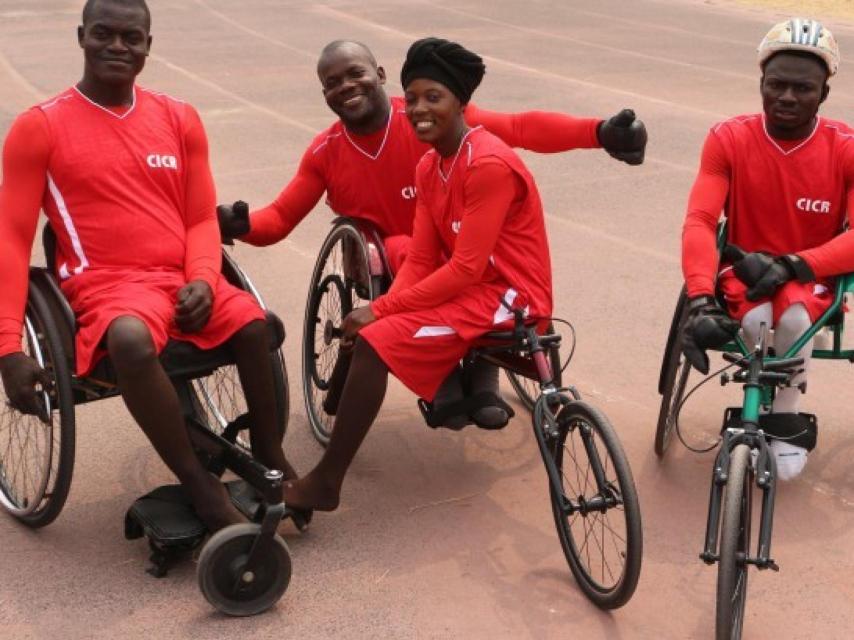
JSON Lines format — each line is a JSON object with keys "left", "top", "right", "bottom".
{"left": 185, "top": 473, "right": 245, "bottom": 532}
{"left": 283, "top": 471, "right": 340, "bottom": 511}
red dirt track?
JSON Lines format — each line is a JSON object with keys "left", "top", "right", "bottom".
{"left": 1, "top": 1, "right": 854, "bottom": 638}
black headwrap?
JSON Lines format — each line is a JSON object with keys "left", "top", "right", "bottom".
{"left": 400, "top": 37, "right": 486, "bottom": 104}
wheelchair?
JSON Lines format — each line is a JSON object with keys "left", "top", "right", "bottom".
{"left": 655, "top": 259, "right": 854, "bottom": 638}
{"left": 301, "top": 217, "right": 563, "bottom": 445}
{"left": 0, "top": 226, "right": 295, "bottom": 616}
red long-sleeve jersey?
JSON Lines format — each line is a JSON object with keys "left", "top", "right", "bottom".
{"left": 0, "top": 86, "right": 220, "bottom": 357}
{"left": 241, "top": 97, "right": 601, "bottom": 244}
{"left": 682, "top": 114, "right": 854, "bottom": 297}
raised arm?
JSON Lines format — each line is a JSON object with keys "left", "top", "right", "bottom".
{"left": 238, "top": 147, "right": 327, "bottom": 246}
{"left": 682, "top": 131, "right": 730, "bottom": 297}
{"left": 0, "top": 110, "right": 50, "bottom": 358}
{"left": 371, "top": 159, "right": 519, "bottom": 317}
{"left": 464, "top": 102, "right": 601, "bottom": 152}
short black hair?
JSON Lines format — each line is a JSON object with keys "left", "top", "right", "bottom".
{"left": 319, "top": 40, "right": 378, "bottom": 68}
{"left": 82, "top": 0, "right": 151, "bottom": 30}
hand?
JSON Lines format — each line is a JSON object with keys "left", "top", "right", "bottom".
{"left": 175, "top": 280, "right": 214, "bottom": 333}
{"left": 597, "top": 108, "right": 647, "bottom": 165}
{"left": 681, "top": 296, "right": 739, "bottom": 375}
{"left": 0, "top": 352, "right": 52, "bottom": 421}
{"left": 723, "top": 245, "right": 814, "bottom": 301}
{"left": 216, "top": 200, "right": 250, "bottom": 245}
{"left": 340, "top": 305, "right": 376, "bottom": 349}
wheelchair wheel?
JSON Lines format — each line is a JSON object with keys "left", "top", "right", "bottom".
{"left": 655, "top": 289, "right": 690, "bottom": 457}
{"left": 193, "top": 253, "right": 289, "bottom": 449}
{"left": 303, "top": 221, "right": 384, "bottom": 445}
{"left": 539, "top": 398, "right": 642, "bottom": 609}
{"left": 198, "top": 522, "right": 292, "bottom": 616}
{"left": 506, "top": 322, "right": 562, "bottom": 412}
{"left": 0, "top": 283, "right": 75, "bottom": 528}
{"left": 716, "top": 444, "right": 752, "bottom": 640}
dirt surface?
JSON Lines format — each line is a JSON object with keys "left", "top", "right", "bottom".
{"left": 2, "top": 1, "right": 854, "bottom": 639}
{"left": 728, "top": 0, "right": 854, "bottom": 21}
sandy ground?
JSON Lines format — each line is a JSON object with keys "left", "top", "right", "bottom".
{"left": 1, "top": 0, "right": 854, "bottom": 639}
{"left": 729, "top": 0, "right": 854, "bottom": 21}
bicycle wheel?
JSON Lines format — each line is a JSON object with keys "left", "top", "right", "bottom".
{"left": 716, "top": 443, "right": 752, "bottom": 640}
{"left": 0, "top": 282, "right": 76, "bottom": 528}
{"left": 506, "top": 323, "right": 562, "bottom": 412}
{"left": 540, "top": 399, "right": 642, "bottom": 608}
{"left": 655, "top": 289, "right": 689, "bottom": 457}
{"left": 303, "top": 221, "right": 384, "bottom": 445}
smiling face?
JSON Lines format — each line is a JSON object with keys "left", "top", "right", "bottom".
{"left": 78, "top": 0, "right": 151, "bottom": 91}
{"left": 404, "top": 77, "right": 466, "bottom": 156}
{"left": 317, "top": 43, "right": 388, "bottom": 133}
{"left": 761, "top": 52, "right": 829, "bottom": 140}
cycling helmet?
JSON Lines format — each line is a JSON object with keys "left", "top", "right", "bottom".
{"left": 758, "top": 18, "right": 839, "bottom": 76}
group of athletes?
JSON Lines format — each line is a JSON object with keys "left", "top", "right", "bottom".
{"left": 1, "top": 0, "right": 853, "bottom": 531}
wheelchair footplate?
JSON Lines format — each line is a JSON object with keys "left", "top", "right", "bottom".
{"left": 124, "top": 484, "right": 207, "bottom": 578}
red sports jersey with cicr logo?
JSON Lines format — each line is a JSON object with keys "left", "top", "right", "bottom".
{"left": 37, "top": 86, "right": 194, "bottom": 279}
{"left": 682, "top": 114, "right": 854, "bottom": 297}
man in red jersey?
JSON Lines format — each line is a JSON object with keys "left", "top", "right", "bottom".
{"left": 681, "top": 18, "right": 854, "bottom": 480}
{"left": 218, "top": 39, "right": 647, "bottom": 427}
{"left": 0, "top": 0, "right": 293, "bottom": 530}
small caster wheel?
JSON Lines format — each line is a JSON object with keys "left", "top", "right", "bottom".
{"left": 197, "top": 523, "right": 292, "bottom": 616}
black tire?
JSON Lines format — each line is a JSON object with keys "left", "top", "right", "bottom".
{"left": 303, "top": 221, "right": 384, "bottom": 446}
{"left": 542, "top": 399, "right": 642, "bottom": 609}
{"left": 655, "top": 289, "right": 690, "bottom": 457}
{"left": 716, "top": 444, "right": 752, "bottom": 640}
{"left": 198, "top": 523, "right": 292, "bottom": 616}
{"left": 506, "top": 322, "right": 562, "bottom": 411}
{"left": 0, "top": 282, "right": 76, "bottom": 528}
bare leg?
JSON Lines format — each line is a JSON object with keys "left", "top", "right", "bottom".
{"left": 107, "top": 316, "right": 243, "bottom": 531}
{"left": 283, "top": 337, "right": 388, "bottom": 511}
{"left": 229, "top": 319, "right": 296, "bottom": 480}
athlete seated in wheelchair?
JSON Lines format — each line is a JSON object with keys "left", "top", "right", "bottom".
{"left": 0, "top": 0, "right": 294, "bottom": 538}
{"left": 675, "top": 18, "right": 854, "bottom": 480}
{"left": 216, "top": 38, "right": 647, "bottom": 437}
{"left": 279, "top": 37, "right": 558, "bottom": 512}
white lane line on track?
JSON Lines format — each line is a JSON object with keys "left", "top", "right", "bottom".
{"left": 0, "top": 50, "right": 46, "bottom": 103}
{"left": 311, "top": 4, "right": 729, "bottom": 122}
{"left": 429, "top": 1, "right": 756, "bottom": 82}
{"left": 148, "top": 53, "right": 319, "bottom": 135}
{"left": 192, "top": 0, "right": 317, "bottom": 60}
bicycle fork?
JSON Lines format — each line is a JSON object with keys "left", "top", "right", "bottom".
{"left": 699, "top": 430, "right": 780, "bottom": 571}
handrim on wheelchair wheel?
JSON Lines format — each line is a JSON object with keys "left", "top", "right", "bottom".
{"left": 302, "top": 219, "right": 387, "bottom": 445}
{"left": 535, "top": 394, "right": 642, "bottom": 609}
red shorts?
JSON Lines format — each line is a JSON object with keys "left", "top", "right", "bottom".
{"left": 717, "top": 267, "right": 833, "bottom": 323}
{"left": 361, "top": 283, "right": 534, "bottom": 401}
{"left": 61, "top": 270, "right": 266, "bottom": 376}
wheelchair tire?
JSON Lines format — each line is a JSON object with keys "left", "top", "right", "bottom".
{"left": 506, "top": 322, "right": 562, "bottom": 411}
{"left": 655, "top": 288, "right": 690, "bottom": 457}
{"left": 0, "top": 281, "right": 76, "bottom": 528}
{"left": 716, "top": 444, "right": 752, "bottom": 640}
{"left": 198, "top": 522, "right": 292, "bottom": 616}
{"left": 192, "top": 252, "right": 289, "bottom": 449}
{"left": 303, "top": 220, "right": 384, "bottom": 446}
{"left": 541, "top": 399, "right": 642, "bottom": 609}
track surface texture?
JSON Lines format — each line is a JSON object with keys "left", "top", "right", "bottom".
{"left": 1, "top": 1, "right": 853, "bottom": 638}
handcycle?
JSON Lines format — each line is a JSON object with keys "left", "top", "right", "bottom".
{"left": 656, "top": 271, "right": 854, "bottom": 639}
{"left": 302, "top": 216, "right": 563, "bottom": 445}
{"left": 0, "top": 226, "right": 296, "bottom": 616}
{"left": 302, "top": 218, "right": 641, "bottom": 608}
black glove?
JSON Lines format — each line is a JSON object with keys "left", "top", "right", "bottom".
{"left": 681, "top": 296, "right": 739, "bottom": 375}
{"left": 722, "top": 245, "right": 815, "bottom": 301}
{"left": 597, "top": 108, "right": 647, "bottom": 165}
{"left": 216, "top": 200, "right": 250, "bottom": 245}
{"left": 0, "top": 352, "right": 52, "bottom": 422}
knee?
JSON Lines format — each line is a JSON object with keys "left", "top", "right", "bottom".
{"left": 230, "top": 319, "right": 268, "bottom": 351}
{"left": 777, "top": 303, "right": 812, "bottom": 333}
{"left": 107, "top": 316, "right": 157, "bottom": 375}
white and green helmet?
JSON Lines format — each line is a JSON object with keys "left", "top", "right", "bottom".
{"left": 758, "top": 18, "right": 840, "bottom": 77}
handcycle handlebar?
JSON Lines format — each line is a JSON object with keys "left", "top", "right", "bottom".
{"left": 721, "top": 351, "right": 804, "bottom": 372}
